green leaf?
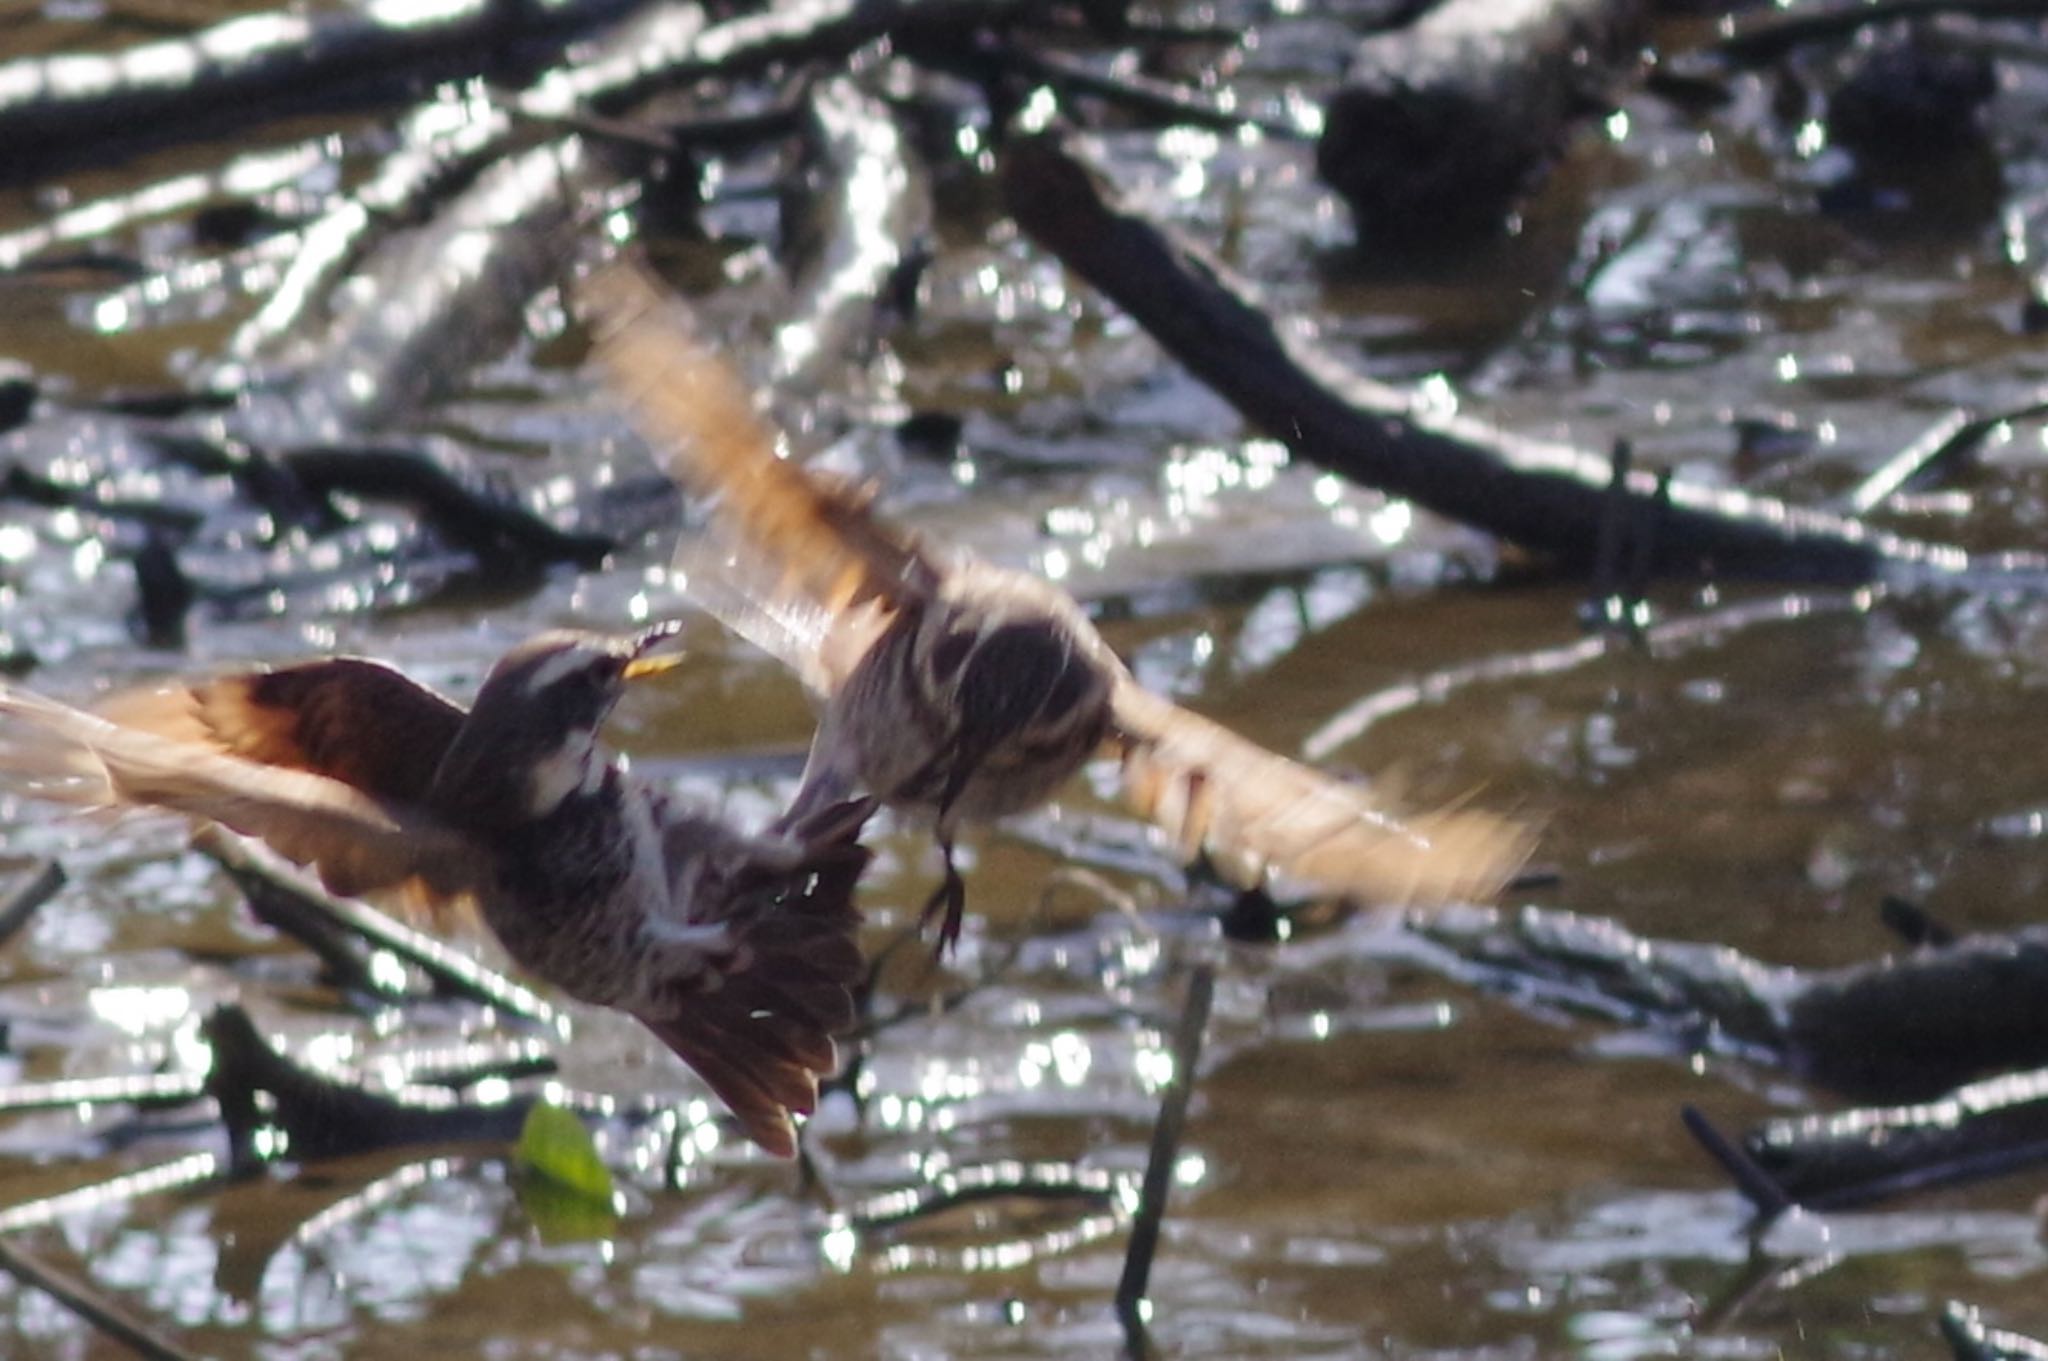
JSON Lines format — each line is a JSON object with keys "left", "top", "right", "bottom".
{"left": 515, "top": 1101, "right": 615, "bottom": 1204}
{"left": 514, "top": 1171, "right": 621, "bottom": 1245}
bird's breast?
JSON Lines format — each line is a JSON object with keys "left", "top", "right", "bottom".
{"left": 474, "top": 776, "right": 653, "bottom": 1007}
{"left": 828, "top": 596, "right": 1115, "bottom": 822}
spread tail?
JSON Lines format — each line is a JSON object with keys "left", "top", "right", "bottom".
{"left": 637, "top": 801, "right": 873, "bottom": 1157}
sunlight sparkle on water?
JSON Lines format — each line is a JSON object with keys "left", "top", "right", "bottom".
{"left": 1018, "top": 1031, "right": 1093, "bottom": 1090}
{"left": 1134, "top": 1042, "right": 1175, "bottom": 1094}
{"left": 821, "top": 1219, "right": 858, "bottom": 1272}
{"left": 91, "top": 295, "right": 131, "bottom": 334}
{"left": 1159, "top": 128, "right": 1219, "bottom": 202}
{"left": 302, "top": 1031, "right": 356, "bottom": 1069}
{"left": 363, "top": 0, "right": 481, "bottom": 31}
{"left": 1415, "top": 372, "right": 1460, "bottom": 419}
{"left": 919, "top": 1062, "right": 982, "bottom": 1104}
{"left": 87, "top": 984, "right": 192, "bottom": 1036}
{"left": 1367, "top": 500, "right": 1412, "bottom": 545}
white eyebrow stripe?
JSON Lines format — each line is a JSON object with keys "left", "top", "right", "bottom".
{"left": 520, "top": 649, "right": 590, "bottom": 695}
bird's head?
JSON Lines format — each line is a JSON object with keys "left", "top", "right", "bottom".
{"left": 429, "top": 625, "right": 686, "bottom": 828}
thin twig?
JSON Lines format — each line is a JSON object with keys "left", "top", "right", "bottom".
{"left": 1117, "top": 962, "right": 1216, "bottom": 1352}
{"left": 0, "top": 1235, "right": 196, "bottom": 1360}
{"left": 1878, "top": 895, "right": 1957, "bottom": 949}
{"left": 1844, "top": 398, "right": 2048, "bottom": 515}
{"left": 990, "top": 39, "right": 1308, "bottom": 138}
{"left": 0, "top": 858, "right": 63, "bottom": 949}
{"left": 194, "top": 828, "right": 563, "bottom": 1031}
{"left": 1680, "top": 1104, "right": 1792, "bottom": 1219}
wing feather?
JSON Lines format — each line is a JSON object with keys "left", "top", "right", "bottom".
{"left": 577, "top": 260, "right": 934, "bottom": 692}
{"left": 0, "top": 685, "right": 486, "bottom": 909}
{"left": 94, "top": 659, "right": 466, "bottom": 805}
{"left": 1111, "top": 677, "right": 1532, "bottom": 908}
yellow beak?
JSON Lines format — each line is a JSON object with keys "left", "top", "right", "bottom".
{"left": 622, "top": 651, "right": 687, "bottom": 682}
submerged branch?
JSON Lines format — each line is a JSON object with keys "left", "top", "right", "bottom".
{"left": 279, "top": 446, "right": 615, "bottom": 568}
{"left": 1942, "top": 1302, "right": 2048, "bottom": 1361}
{"left": 1845, "top": 398, "right": 2048, "bottom": 515}
{"left": 202, "top": 1003, "right": 535, "bottom": 1165}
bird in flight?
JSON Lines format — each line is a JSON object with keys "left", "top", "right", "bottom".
{"left": 0, "top": 629, "right": 873, "bottom": 1157}
{"left": 578, "top": 262, "right": 1533, "bottom": 951}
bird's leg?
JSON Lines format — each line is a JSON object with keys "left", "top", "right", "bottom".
{"left": 919, "top": 837, "right": 967, "bottom": 959}
{"left": 917, "top": 784, "right": 973, "bottom": 958}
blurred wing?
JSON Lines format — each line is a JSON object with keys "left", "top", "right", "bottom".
{"left": 577, "top": 260, "right": 937, "bottom": 693}
{"left": 672, "top": 532, "right": 894, "bottom": 695}
{"left": 96, "top": 658, "right": 467, "bottom": 804}
{"left": 0, "top": 685, "right": 486, "bottom": 911}
{"left": 1110, "top": 677, "right": 1532, "bottom": 908}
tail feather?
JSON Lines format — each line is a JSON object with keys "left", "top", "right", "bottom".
{"left": 636, "top": 811, "right": 873, "bottom": 1157}
{"left": 633, "top": 1009, "right": 813, "bottom": 1159}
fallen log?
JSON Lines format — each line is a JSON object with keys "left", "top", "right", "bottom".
{"left": 0, "top": 0, "right": 635, "bottom": 181}
{"left": 1001, "top": 124, "right": 2048, "bottom": 587}
{"left": 1417, "top": 904, "right": 2048, "bottom": 1103}
{"left": 1737, "top": 1065, "right": 2048, "bottom": 1208}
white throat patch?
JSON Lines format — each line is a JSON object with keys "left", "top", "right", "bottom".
{"left": 525, "top": 728, "right": 605, "bottom": 816}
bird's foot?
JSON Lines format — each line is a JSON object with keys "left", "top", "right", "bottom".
{"left": 918, "top": 839, "right": 966, "bottom": 958}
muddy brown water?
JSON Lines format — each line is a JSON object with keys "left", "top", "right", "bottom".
{"left": 3, "top": 6, "right": 2048, "bottom": 1358}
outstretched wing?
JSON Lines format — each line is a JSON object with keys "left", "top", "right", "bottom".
{"left": 1110, "top": 677, "right": 1532, "bottom": 908}
{"left": 577, "top": 260, "right": 935, "bottom": 693}
{"left": 0, "top": 684, "right": 487, "bottom": 909}
{"left": 96, "top": 658, "right": 467, "bottom": 805}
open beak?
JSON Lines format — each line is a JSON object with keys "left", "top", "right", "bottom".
{"left": 621, "top": 622, "right": 687, "bottom": 681}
